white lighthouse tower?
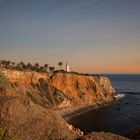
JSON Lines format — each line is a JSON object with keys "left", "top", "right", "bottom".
{"left": 66, "top": 62, "right": 70, "bottom": 72}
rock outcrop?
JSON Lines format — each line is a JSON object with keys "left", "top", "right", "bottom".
{"left": 80, "top": 132, "right": 129, "bottom": 140}
{"left": 50, "top": 73, "right": 115, "bottom": 109}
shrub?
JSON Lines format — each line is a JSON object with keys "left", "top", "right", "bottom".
{"left": 54, "top": 70, "right": 66, "bottom": 73}
{"left": 26, "top": 91, "right": 39, "bottom": 104}
{"left": 70, "top": 71, "right": 80, "bottom": 75}
{"left": 0, "top": 127, "right": 7, "bottom": 140}
{"left": 0, "top": 70, "right": 11, "bottom": 92}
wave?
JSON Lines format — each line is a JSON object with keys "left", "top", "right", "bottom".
{"left": 115, "top": 93, "right": 126, "bottom": 100}
{"left": 118, "top": 92, "right": 140, "bottom": 95}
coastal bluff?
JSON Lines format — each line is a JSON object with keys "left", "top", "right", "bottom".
{"left": 2, "top": 69, "right": 116, "bottom": 112}
{"left": 0, "top": 69, "right": 129, "bottom": 140}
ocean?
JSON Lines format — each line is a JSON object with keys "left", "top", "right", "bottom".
{"left": 68, "top": 74, "right": 140, "bottom": 137}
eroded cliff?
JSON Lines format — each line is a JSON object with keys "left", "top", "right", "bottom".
{"left": 2, "top": 69, "right": 116, "bottom": 112}
{"left": 0, "top": 69, "right": 130, "bottom": 140}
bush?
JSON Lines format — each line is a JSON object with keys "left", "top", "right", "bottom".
{"left": 54, "top": 70, "right": 66, "bottom": 73}
{"left": 0, "top": 127, "right": 7, "bottom": 140}
{"left": 26, "top": 91, "right": 40, "bottom": 104}
{"left": 70, "top": 71, "right": 80, "bottom": 75}
{"left": 0, "top": 70, "right": 11, "bottom": 91}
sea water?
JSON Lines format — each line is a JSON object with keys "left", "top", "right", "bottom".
{"left": 68, "top": 74, "right": 140, "bottom": 136}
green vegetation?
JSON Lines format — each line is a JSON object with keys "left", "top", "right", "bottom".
{"left": 0, "top": 60, "right": 52, "bottom": 73}
{"left": 37, "top": 78, "right": 54, "bottom": 105}
{"left": 0, "top": 127, "right": 6, "bottom": 140}
{"left": 26, "top": 91, "right": 40, "bottom": 104}
{"left": 44, "top": 64, "right": 49, "bottom": 71}
{"left": 58, "top": 62, "right": 63, "bottom": 70}
{"left": 0, "top": 70, "right": 11, "bottom": 92}
{"left": 0, "top": 60, "right": 95, "bottom": 76}
{"left": 49, "top": 66, "right": 55, "bottom": 73}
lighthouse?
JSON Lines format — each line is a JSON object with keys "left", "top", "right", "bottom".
{"left": 66, "top": 62, "right": 70, "bottom": 72}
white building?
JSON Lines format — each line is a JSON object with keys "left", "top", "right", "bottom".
{"left": 66, "top": 62, "right": 70, "bottom": 72}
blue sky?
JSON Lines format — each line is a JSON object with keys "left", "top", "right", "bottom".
{"left": 0, "top": 0, "right": 140, "bottom": 73}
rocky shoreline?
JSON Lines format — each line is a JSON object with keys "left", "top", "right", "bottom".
{"left": 56, "top": 99, "right": 115, "bottom": 121}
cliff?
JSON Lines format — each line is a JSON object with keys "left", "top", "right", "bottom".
{"left": 0, "top": 69, "right": 129, "bottom": 140}
{"left": 2, "top": 69, "right": 116, "bottom": 112}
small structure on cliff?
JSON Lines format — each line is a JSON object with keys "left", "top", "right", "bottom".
{"left": 66, "top": 62, "right": 70, "bottom": 72}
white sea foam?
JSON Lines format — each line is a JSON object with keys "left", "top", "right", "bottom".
{"left": 115, "top": 93, "right": 126, "bottom": 100}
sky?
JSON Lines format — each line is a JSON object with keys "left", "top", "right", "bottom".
{"left": 0, "top": 0, "right": 140, "bottom": 74}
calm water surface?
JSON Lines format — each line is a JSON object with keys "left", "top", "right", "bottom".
{"left": 68, "top": 74, "right": 140, "bottom": 136}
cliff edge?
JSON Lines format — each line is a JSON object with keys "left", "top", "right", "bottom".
{"left": 0, "top": 69, "right": 129, "bottom": 140}
{"left": 2, "top": 69, "right": 116, "bottom": 113}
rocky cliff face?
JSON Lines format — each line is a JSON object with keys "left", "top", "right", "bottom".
{"left": 50, "top": 73, "right": 115, "bottom": 103}
{"left": 0, "top": 69, "right": 129, "bottom": 140}
{"left": 2, "top": 69, "right": 116, "bottom": 112}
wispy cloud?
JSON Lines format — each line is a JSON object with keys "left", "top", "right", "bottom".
{"left": 0, "top": 0, "right": 140, "bottom": 73}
